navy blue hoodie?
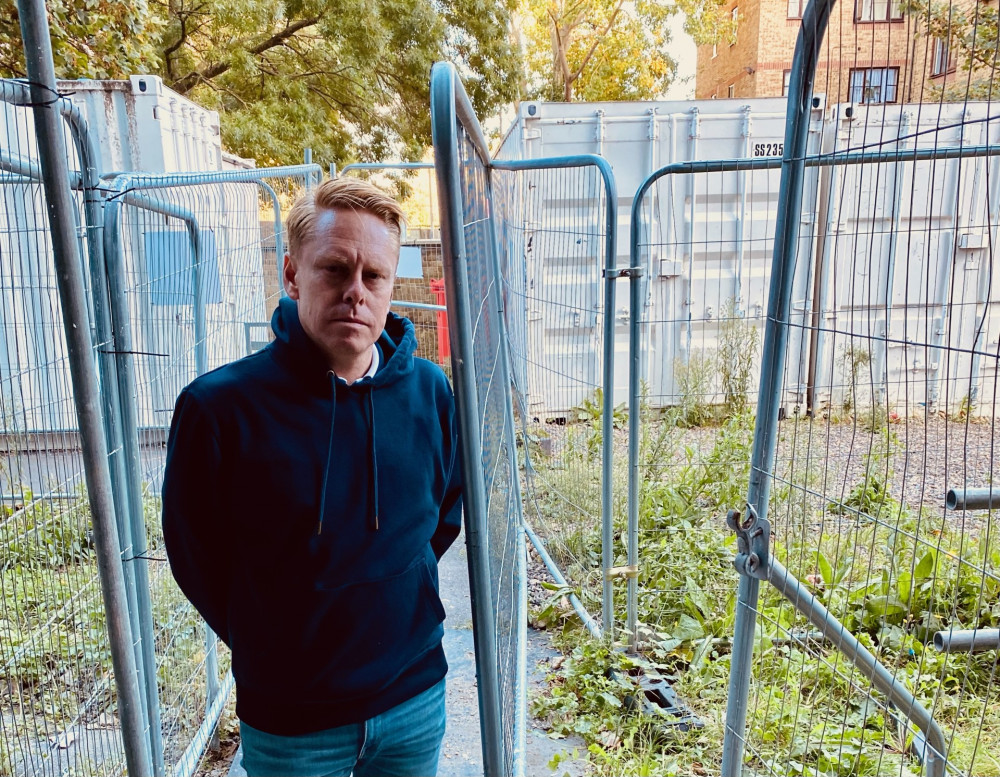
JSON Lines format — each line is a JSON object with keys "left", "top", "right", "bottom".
{"left": 162, "top": 297, "right": 463, "bottom": 735}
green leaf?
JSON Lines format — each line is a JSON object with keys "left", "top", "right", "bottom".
{"left": 915, "top": 549, "right": 935, "bottom": 580}
{"left": 816, "top": 552, "right": 834, "bottom": 588}
{"left": 672, "top": 613, "right": 705, "bottom": 642}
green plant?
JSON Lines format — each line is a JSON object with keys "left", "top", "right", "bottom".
{"left": 671, "top": 353, "right": 715, "bottom": 428}
{"left": 717, "top": 299, "right": 760, "bottom": 418}
{"left": 572, "top": 388, "right": 628, "bottom": 457}
{"left": 0, "top": 491, "right": 95, "bottom": 571}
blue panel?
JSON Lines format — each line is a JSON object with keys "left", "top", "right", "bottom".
{"left": 397, "top": 246, "right": 423, "bottom": 279}
{"left": 144, "top": 230, "right": 222, "bottom": 306}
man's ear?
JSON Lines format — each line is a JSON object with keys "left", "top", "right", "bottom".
{"left": 283, "top": 253, "right": 299, "bottom": 300}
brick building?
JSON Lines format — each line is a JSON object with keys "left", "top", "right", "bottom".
{"left": 695, "top": 0, "right": 971, "bottom": 103}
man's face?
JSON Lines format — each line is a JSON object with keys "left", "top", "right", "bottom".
{"left": 284, "top": 207, "right": 398, "bottom": 368}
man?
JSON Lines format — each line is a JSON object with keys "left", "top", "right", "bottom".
{"left": 162, "top": 177, "right": 463, "bottom": 777}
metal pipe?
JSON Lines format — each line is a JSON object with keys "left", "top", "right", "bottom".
{"left": 946, "top": 487, "right": 1000, "bottom": 511}
{"left": 769, "top": 559, "right": 948, "bottom": 776}
{"left": 17, "top": 3, "right": 151, "bottom": 774}
{"left": 341, "top": 162, "right": 435, "bottom": 173}
{"left": 933, "top": 628, "right": 1000, "bottom": 653}
{"left": 522, "top": 522, "right": 601, "bottom": 638}
{"left": 255, "top": 180, "right": 284, "bottom": 295}
{"left": 430, "top": 61, "right": 504, "bottom": 777}
{"left": 390, "top": 300, "right": 446, "bottom": 312}
{"left": 172, "top": 671, "right": 235, "bottom": 777}
{"left": 98, "top": 163, "right": 321, "bottom": 187}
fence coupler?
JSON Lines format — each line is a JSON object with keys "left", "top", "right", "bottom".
{"left": 603, "top": 266, "right": 644, "bottom": 279}
{"left": 726, "top": 505, "right": 770, "bottom": 580}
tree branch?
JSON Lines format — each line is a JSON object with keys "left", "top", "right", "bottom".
{"left": 169, "top": 16, "right": 321, "bottom": 94}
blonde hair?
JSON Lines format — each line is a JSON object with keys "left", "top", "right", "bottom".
{"left": 286, "top": 177, "right": 406, "bottom": 257}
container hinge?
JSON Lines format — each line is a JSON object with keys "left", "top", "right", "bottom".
{"left": 603, "top": 267, "right": 645, "bottom": 279}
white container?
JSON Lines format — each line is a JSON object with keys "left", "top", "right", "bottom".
{"left": 496, "top": 98, "right": 827, "bottom": 417}
{"left": 0, "top": 77, "right": 248, "bottom": 435}
{"left": 59, "top": 76, "right": 223, "bottom": 174}
{"left": 812, "top": 102, "right": 1000, "bottom": 416}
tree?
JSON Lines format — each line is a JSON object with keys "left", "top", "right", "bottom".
{"left": 0, "top": 0, "right": 523, "bottom": 166}
{"left": 902, "top": 0, "right": 1000, "bottom": 100}
{"left": 519, "top": 0, "right": 677, "bottom": 101}
{"left": 672, "top": 0, "right": 737, "bottom": 47}
{"left": 0, "top": 0, "right": 162, "bottom": 78}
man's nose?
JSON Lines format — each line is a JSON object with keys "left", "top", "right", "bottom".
{"left": 343, "top": 269, "right": 365, "bottom": 305}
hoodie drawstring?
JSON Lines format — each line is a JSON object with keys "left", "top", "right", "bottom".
{"left": 317, "top": 375, "right": 380, "bottom": 535}
{"left": 368, "top": 387, "right": 379, "bottom": 531}
{"left": 317, "top": 374, "right": 338, "bottom": 535}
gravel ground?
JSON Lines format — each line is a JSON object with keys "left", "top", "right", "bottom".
{"left": 664, "top": 414, "right": 1000, "bottom": 530}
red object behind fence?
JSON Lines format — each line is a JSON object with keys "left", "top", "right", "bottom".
{"left": 429, "top": 278, "right": 450, "bottom": 366}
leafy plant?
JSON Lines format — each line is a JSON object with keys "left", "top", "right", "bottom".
{"left": 717, "top": 298, "right": 760, "bottom": 418}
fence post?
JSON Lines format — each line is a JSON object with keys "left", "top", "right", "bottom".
{"left": 720, "top": 1, "right": 837, "bottom": 774}
{"left": 16, "top": 1, "right": 153, "bottom": 774}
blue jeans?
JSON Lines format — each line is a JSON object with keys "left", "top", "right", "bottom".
{"left": 239, "top": 679, "right": 446, "bottom": 777}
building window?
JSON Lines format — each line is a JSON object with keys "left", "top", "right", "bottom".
{"left": 931, "top": 37, "right": 954, "bottom": 76}
{"left": 849, "top": 67, "right": 900, "bottom": 103}
{"left": 712, "top": 43, "right": 718, "bottom": 58}
{"left": 728, "top": 84, "right": 736, "bottom": 98}
{"left": 731, "top": 6, "right": 739, "bottom": 45}
{"left": 787, "top": 0, "right": 806, "bottom": 17}
{"left": 782, "top": 69, "right": 792, "bottom": 96}
{"left": 855, "top": 0, "right": 903, "bottom": 22}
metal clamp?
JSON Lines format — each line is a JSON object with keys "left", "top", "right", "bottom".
{"left": 604, "top": 565, "right": 639, "bottom": 580}
{"left": 603, "top": 267, "right": 644, "bottom": 279}
{"left": 726, "top": 503, "right": 770, "bottom": 579}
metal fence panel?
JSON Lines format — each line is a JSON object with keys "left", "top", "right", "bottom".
{"left": 431, "top": 63, "right": 527, "bottom": 777}
{"left": 0, "top": 91, "right": 133, "bottom": 777}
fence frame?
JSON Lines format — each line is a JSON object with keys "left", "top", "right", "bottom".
{"left": 431, "top": 62, "right": 625, "bottom": 774}
{"left": 11, "top": 1, "right": 151, "bottom": 774}
{"left": 620, "top": 0, "right": 1000, "bottom": 774}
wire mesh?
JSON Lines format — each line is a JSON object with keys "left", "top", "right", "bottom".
{"left": 0, "top": 91, "right": 128, "bottom": 777}
{"left": 728, "top": 1, "right": 1000, "bottom": 775}
{"left": 740, "top": 126, "right": 1000, "bottom": 776}
{"left": 107, "top": 171, "right": 308, "bottom": 773}
{"left": 491, "top": 164, "right": 619, "bottom": 631}
{"left": 454, "top": 124, "right": 527, "bottom": 777}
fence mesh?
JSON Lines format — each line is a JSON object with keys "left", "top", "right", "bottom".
{"left": 454, "top": 122, "right": 527, "bottom": 777}
{"left": 738, "top": 125, "right": 1000, "bottom": 776}
{"left": 491, "top": 164, "right": 619, "bottom": 630}
{"left": 0, "top": 93, "right": 130, "bottom": 777}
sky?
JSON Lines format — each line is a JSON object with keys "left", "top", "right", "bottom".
{"left": 664, "top": 12, "right": 698, "bottom": 100}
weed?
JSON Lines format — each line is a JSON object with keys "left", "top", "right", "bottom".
{"left": 717, "top": 299, "right": 760, "bottom": 418}
{"left": 671, "top": 354, "right": 715, "bottom": 428}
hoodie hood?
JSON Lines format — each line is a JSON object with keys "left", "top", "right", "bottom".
{"left": 269, "top": 296, "right": 416, "bottom": 389}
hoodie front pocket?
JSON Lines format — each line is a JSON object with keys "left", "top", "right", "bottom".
{"left": 292, "top": 551, "right": 445, "bottom": 697}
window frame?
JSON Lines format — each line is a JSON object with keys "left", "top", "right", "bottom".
{"left": 930, "top": 37, "right": 955, "bottom": 77}
{"left": 854, "top": 0, "right": 905, "bottom": 23}
{"left": 787, "top": 0, "right": 806, "bottom": 18}
{"left": 848, "top": 66, "right": 900, "bottom": 104}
